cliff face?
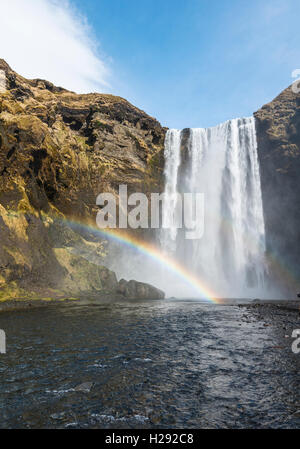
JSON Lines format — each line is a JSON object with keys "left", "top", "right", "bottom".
{"left": 254, "top": 85, "right": 300, "bottom": 293}
{"left": 0, "top": 60, "right": 166, "bottom": 299}
{"left": 1, "top": 58, "right": 300, "bottom": 300}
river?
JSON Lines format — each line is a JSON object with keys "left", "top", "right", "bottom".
{"left": 0, "top": 299, "right": 299, "bottom": 428}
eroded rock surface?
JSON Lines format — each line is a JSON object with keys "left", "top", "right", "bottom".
{"left": 0, "top": 59, "right": 166, "bottom": 300}
{"left": 254, "top": 85, "right": 300, "bottom": 294}
{"left": 117, "top": 278, "right": 165, "bottom": 300}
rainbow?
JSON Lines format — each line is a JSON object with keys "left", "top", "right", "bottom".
{"left": 60, "top": 218, "right": 221, "bottom": 303}
{"left": 11, "top": 210, "right": 298, "bottom": 300}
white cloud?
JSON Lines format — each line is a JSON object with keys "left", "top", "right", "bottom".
{"left": 0, "top": 0, "right": 110, "bottom": 93}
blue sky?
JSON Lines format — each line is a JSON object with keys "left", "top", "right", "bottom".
{"left": 71, "top": 0, "right": 300, "bottom": 128}
{"left": 1, "top": 0, "right": 300, "bottom": 128}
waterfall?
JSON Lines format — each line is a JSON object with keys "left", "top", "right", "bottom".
{"left": 161, "top": 117, "right": 267, "bottom": 298}
{"left": 161, "top": 129, "right": 182, "bottom": 252}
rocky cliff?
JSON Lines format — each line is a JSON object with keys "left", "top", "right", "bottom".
{"left": 1, "top": 58, "right": 299, "bottom": 300}
{"left": 255, "top": 85, "right": 300, "bottom": 295}
{"left": 0, "top": 60, "right": 166, "bottom": 300}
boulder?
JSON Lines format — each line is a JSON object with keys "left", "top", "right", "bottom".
{"left": 117, "top": 278, "right": 165, "bottom": 300}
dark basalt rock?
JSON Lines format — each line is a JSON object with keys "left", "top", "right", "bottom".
{"left": 254, "top": 85, "right": 300, "bottom": 295}
{"left": 117, "top": 278, "right": 165, "bottom": 300}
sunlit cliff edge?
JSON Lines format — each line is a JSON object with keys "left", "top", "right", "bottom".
{"left": 0, "top": 59, "right": 166, "bottom": 300}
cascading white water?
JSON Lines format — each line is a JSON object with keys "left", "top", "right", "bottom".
{"left": 161, "top": 129, "right": 182, "bottom": 251}
{"left": 161, "top": 117, "right": 267, "bottom": 298}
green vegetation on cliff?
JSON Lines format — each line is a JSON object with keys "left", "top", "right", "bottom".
{"left": 0, "top": 59, "right": 166, "bottom": 300}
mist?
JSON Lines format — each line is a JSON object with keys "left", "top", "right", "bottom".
{"left": 102, "top": 117, "right": 284, "bottom": 300}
